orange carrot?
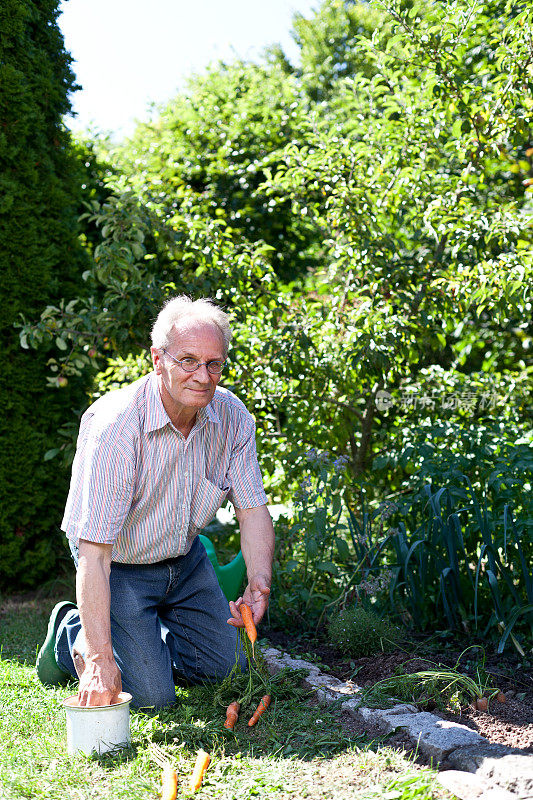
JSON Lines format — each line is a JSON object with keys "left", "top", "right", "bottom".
{"left": 248, "top": 694, "right": 271, "bottom": 727}
{"left": 224, "top": 700, "right": 240, "bottom": 730}
{"left": 189, "top": 749, "right": 211, "bottom": 791}
{"left": 240, "top": 603, "right": 257, "bottom": 654}
{"left": 160, "top": 764, "right": 177, "bottom": 800}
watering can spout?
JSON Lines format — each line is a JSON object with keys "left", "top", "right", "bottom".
{"left": 198, "top": 534, "right": 246, "bottom": 603}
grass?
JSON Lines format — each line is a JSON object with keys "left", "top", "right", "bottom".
{"left": 0, "top": 594, "right": 451, "bottom": 800}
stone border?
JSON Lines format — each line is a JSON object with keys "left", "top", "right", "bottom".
{"left": 263, "top": 647, "right": 533, "bottom": 800}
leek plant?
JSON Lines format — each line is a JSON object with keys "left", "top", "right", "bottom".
{"left": 348, "top": 476, "right": 533, "bottom": 654}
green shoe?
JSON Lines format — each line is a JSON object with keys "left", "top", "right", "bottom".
{"left": 36, "top": 601, "right": 77, "bottom": 686}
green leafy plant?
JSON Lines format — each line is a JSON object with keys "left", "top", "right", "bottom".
{"left": 13, "top": 0, "right": 532, "bottom": 601}
{"left": 271, "top": 451, "right": 394, "bottom": 631}
{"left": 380, "top": 478, "right": 533, "bottom": 654}
{"left": 362, "top": 646, "right": 500, "bottom": 712}
{"left": 327, "top": 605, "right": 400, "bottom": 657}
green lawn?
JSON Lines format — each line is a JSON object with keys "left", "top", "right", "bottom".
{"left": 0, "top": 595, "right": 450, "bottom": 799}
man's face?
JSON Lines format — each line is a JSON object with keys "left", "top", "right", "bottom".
{"left": 151, "top": 318, "right": 225, "bottom": 415}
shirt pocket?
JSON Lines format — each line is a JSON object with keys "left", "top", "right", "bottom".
{"left": 188, "top": 476, "right": 230, "bottom": 535}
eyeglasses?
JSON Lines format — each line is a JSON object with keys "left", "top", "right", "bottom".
{"left": 162, "top": 349, "right": 225, "bottom": 374}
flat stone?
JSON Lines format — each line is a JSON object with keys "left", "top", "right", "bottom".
{"left": 448, "top": 744, "right": 533, "bottom": 797}
{"left": 346, "top": 706, "right": 418, "bottom": 734}
{"left": 316, "top": 687, "right": 343, "bottom": 704}
{"left": 354, "top": 706, "right": 382, "bottom": 724}
{"left": 437, "top": 771, "right": 519, "bottom": 800}
{"left": 341, "top": 698, "right": 362, "bottom": 713}
{"left": 448, "top": 742, "right": 527, "bottom": 773}
{"left": 262, "top": 646, "right": 532, "bottom": 796}
{"left": 262, "top": 647, "right": 282, "bottom": 660}
{"left": 354, "top": 705, "right": 408, "bottom": 725}
{"left": 265, "top": 659, "right": 283, "bottom": 676}
{"left": 479, "top": 790, "right": 525, "bottom": 800}
{"left": 437, "top": 770, "right": 489, "bottom": 799}
{"left": 380, "top": 710, "right": 440, "bottom": 735}
{"left": 382, "top": 703, "right": 419, "bottom": 715}
{"left": 280, "top": 655, "right": 320, "bottom": 671}
{"left": 263, "top": 649, "right": 321, "bottom": 677}
{"left": 418, "top": 721, "right": 486, "bottom": 762}
{"left": 304, "top": 673, "right": 344, "bottom": 688}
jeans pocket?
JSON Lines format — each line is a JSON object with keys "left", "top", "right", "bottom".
{"left": 188, "top": 476, "right": 229, "bottom": 536}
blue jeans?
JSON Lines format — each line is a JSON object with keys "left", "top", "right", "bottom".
{"left": 55, "top": 537, "right": 246, "bottom": 709}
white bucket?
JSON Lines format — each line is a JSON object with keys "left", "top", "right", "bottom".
{"left": 63, "top": 692, "right": 133, "bottom": 755}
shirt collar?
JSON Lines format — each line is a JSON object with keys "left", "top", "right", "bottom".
{"left": 144, "top": 372, "right": 171, "bottom": 433}
{"left": 145, "top": 372, "right": 220, "bottom": 433}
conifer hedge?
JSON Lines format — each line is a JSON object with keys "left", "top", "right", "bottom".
{"left": 0, "top": 0, "right": 88, "bottom": 589}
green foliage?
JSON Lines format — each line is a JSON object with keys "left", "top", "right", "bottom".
{"left": 327, "top": 605, "right": 400, "bottom": 657}
{"left": 376, "top": 477, "right": 533, "bottom": 653}
{"left": 0, "top": 0, "right": 90, "bottom": 589}
{"left": 271, "top": 451, "right": 359, "bottom": 630}
{"left": 361, "top": 646, "right": 500, "bottom": 711}
{"left": 109, "top": 60, "right": 320, "bottom": 281}
{"left": 15, "top": 0, "right": 533, "bottom": 629}
{"left": 293, "top": 0, "right": 386, "bottom": 99}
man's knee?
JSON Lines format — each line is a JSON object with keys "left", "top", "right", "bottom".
{"left": 123, "top": 668, "right": 177, "bottom": 709}
{"left": 208, "top": 641, "right": 247, "bottom": 681}
{"left": 129, "top": 684, "right": 177, "bottom": 710}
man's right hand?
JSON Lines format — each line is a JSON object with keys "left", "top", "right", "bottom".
{"left": 77, "top": 655, "right": 122, "bottom": 707}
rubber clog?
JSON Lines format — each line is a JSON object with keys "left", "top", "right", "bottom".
{"left": 36, "top": 600, "right": 77, "bottom": 686}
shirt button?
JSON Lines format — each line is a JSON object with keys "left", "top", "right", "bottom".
{"left": 183, "top": 471, "right": 189, "bottom": 478}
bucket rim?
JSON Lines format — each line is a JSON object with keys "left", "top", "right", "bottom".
{"left": 62, "top": 691, "right": 132, "bottom": 710}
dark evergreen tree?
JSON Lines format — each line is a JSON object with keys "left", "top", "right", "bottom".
{"left": 0, "top": 0, "right": 89, "bottom": 589}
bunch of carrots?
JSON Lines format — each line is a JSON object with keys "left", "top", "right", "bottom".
{"left": 151, "top": 603, "right": 272, "bottom": 798}
{"left": 220, "top": 602, "right": 272, "bottom": 731}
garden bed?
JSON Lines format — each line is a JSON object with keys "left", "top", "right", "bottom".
{"left": 264, "top": 630, "right": 533, "bottom": 753}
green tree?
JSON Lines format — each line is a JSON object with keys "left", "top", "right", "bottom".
{"left": 108, "top": 60, "right": 321, "bottom": 282}
{"left": 292, "top": 0, "right": 385, "bottom": 99}
{"left": 261, "top": 0, "right": 532, "bottom": 485}
{"left": 0, "top": 0, "right": 89, "bottom": 589}
{"left": 19, "top": 1, "right": 532, "bottom": 646}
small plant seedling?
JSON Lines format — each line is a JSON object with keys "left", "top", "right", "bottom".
{"left": 327, "top": 605, "right": 400, "bottom": 658}
{"left": 361, "top": 645, "right": 500, "bottom": 711}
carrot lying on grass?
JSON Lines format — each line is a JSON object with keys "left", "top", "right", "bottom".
{"left": 150, "top": 744, "right": 177, "bottom": 800}
{"left": 160, "top": 764, "right": 178, "bottom": 800}
{"left": 189, "top": 749, "right": 211, "bottom": 792}
{"left": 248, "top": 694, "right": 271, "bottom": 726}
{"left": 239, "top": 603, "right": 257, "bottom": 656}
{"left": 224, "top": 700, "right": 240, "bottom": 730}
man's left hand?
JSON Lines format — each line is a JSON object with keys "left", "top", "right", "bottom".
{"left": 227, "top": 574, "right": 271, "bottom": 628}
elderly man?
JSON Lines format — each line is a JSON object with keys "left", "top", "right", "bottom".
{"left": 37, "top": 296, "right": 274, "bottom": 708}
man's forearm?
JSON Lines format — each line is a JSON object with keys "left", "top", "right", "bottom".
{"left": 228, "top": 504, "right": 275, "bottom": 626}
{"left": 76, "top": 540, "right": 122, "bottom": 705}
{"left": 77, "top": 540, "right": 114, "bottom": 659}
{"left": 235, "top": 504, "right": 275, "bottom": 586}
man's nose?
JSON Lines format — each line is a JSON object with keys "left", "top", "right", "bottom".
{"left": 193, "top": 364, "right": 211, "bottom": 382}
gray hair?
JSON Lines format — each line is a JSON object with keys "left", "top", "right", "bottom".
{"left": 151, "top": 295, "right": 232, "bottom": 355}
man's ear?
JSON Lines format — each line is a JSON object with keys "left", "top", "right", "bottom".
{"left": 151, "top": 346, "right": 162, "bottom": 374}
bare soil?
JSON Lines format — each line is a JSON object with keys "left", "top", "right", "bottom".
{"left": 265, "top": 630, "right": 533, "bottom": 754}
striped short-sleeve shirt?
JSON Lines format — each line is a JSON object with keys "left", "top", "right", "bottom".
{"left": 61, "top": 371, "right": 268, "bottom": 564}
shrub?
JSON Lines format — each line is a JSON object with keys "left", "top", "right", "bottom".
{"left": 0, "top": 0, "right": 90, "bottom": 589}
{"left": 327, "top": 606, "right": 399, "bottom": 658}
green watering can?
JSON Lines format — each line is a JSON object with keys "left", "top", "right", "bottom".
{"left": 198, "top": 534, "right": 246, "bottom": 602}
